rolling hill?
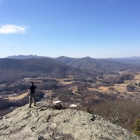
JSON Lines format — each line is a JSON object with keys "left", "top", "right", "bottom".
{"left": 5, "top": 55, "right": 140, "bottom": 78}
{"left": 107, "top": 57, "right": 140, "bottom": 65}
{"left": 0, "top": 57, "right": 91, "bottom": 83}
{"left": 55, "top": 56, "right": 137, "bottom": 73}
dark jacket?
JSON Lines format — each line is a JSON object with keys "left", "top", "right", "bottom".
{"left": 29, "top": 84, "right": 36, "bottom": 94}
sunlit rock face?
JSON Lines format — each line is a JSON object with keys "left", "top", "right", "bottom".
{"left": 0, "top": 104, "right": 139, "bottom": 140}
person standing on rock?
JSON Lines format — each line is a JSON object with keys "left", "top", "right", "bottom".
{"left": 28, "top": 81, "right": 36, "bottom": 108}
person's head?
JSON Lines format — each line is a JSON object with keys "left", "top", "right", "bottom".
{"left": 31, "top": 81, "right": 33, "bottom": 85}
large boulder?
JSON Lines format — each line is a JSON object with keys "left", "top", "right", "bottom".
{"left": 0, "top": 104, "right": 139, "bottom": 140}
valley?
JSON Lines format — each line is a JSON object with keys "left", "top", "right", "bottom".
{"left": 0, "top": 56, "right": 140, "bottom": 134}
{"left": 1, "top": 70, "right": 140, "bottom": 111}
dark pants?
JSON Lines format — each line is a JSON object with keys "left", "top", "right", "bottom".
{"left": 29, "top": 93, "right": 36, "bottom": 107}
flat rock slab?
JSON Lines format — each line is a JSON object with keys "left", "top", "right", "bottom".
{"left": 0, "top": 104, "right": 139, "bottom": 140}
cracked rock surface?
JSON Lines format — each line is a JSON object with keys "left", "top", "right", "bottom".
{"left": 0, "top": 104, "right": 139, "bottom": 140}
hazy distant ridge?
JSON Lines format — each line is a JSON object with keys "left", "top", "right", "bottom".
{"left": 55, "top": 56, "right": 135, "bottom": 73}
{"left": 7, "top": 55, "right": 140, "bottom": 65}
{"left": 107, "top": 57, "right": 140, "bottom": 65}
{"left": 7, "top": 55, "right": 44, "bottom": 59}
{"left": 0, "top": 57, "right": 90, "bottom": 83}
{"left": 6, "top": 55, "right": 140, "bottom": 73}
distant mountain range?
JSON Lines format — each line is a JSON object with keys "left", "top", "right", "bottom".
{"left": 55, "top": 56, "right": 140, "bottom": 66}
{"left": 106, "top": 57, "right": 140, "bottom": 65}
{"left": 7, "top": 55, "right": 140, "bottom": 65}
{"left": 7, "top": 55, "right": 44, "bottom": 59}
{"left": 1, "top": 55, "right": 140, "bottom": 83}
{"left": 7, "top": 55, "right": 137, "bottom": 72}
{"left": 0, "top": 57, "right": 90, "bottom": 83}
{"left": 54, "top": 56, "right": 134, "bottom": 73}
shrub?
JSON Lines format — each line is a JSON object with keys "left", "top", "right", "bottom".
{"left": 52, "top": 103, "right": 66, "bottom": 110}
{"left": 126, "top": 85, "right": 135, "bottom": 92}
{"left": 84, "top": 99, "right": 140, "bottom": 131}
{"left": 86, "top": 106, "right": 92, "bottom": 114}
{"left": 133, "top": 119, "right": 140, "bottom": 136}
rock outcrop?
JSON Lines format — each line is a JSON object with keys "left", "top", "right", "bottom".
{"left": 0, "top": 104, "right": 139, "bottom": 140}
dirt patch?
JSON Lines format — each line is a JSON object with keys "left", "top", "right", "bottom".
{"left": 56, "top": 78, "right": 74, "bottom": 85}
{"left": 134, "top": 72, "right": 140, "bottom": 81}
{"left": 98, "top": 86, "right": 108, "bottom": 91}
{"left": 87, "top": 86, "right": 109, "bottom": 93}
{"left": 113, "top": 84, "right": 127, "bottom": 92}
{"left": 5, "top": 92, "right": 28, "bottom": 101}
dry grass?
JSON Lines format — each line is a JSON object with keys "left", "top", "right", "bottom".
{"left": 134, "top": 72, "right": 140, "bottom": 79}
{"left": 89, "top": 72, "right": 140, "bottom": 95}
{"left": 113, "top": 84, "right": 127, "bottom": 92}
{"left": 98, "top": 86, "right": 108, "bottom": 91}
{"left": 117, "top": 70, "right": 129, "bottom": 74}
{"left": 87, "top": 86, "right": 108, "bottom": 92}
{"left": 87, "top": 87, "right": 98, "bottom": 91}
{"left": 5, "top": 92, "right": 28, "bottom": 101}
{"left": 56, "top": 78, "right": 74, "bottom": 85}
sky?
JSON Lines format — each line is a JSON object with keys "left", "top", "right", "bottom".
{"left": 0, "top": 0, "right": 140, "bottom": 58}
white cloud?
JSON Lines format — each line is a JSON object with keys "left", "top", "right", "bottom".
{"left": 0, "top": 24, "right": 29, "bottom": 34}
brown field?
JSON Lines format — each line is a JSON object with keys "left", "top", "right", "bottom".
{"left": 5, "top": 92, "right": 28, "bottom": 101}
{"left": 98, "top": 86, "right": 109, "bottom": 91}
{"left": 87, "top": 87, "right": 107, "bottom": 92}
{"left": 88, "top": 72, "right": 140, "bottom": 96}
{"left": 113, "top": 84, "right": 127, "bottom": 92}
{"left": 4, "top": 71, "right": 140, "bottom": 101}
{"left": 134, "top": 72, "right": 140, "bottom": 80}
{"left": 56, "top": 78, "right": 74, "bottom": 85}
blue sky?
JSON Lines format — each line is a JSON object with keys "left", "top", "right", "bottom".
{"left": 0, "top": 0, "right": 140, "bottom": 58}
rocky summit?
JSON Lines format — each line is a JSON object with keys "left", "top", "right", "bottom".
{"left": 0, "top": 104, "right": 139, "bottom": 140}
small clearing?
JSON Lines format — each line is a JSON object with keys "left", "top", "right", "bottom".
{"left": 5, "top": 92, "right": 28, "bottom": 101}
{"left": 56, "top": 78, "right": 74, "bottom": 85}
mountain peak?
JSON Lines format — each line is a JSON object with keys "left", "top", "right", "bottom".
{"left": 7, "top": 55, "right": 44, "bottom": 59}
{"left": 0, "top": 104, "right": 138, "bottom": 140}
